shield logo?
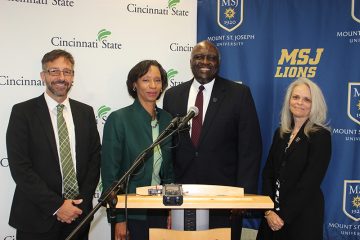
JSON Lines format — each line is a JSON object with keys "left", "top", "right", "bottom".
{"left": 343, "top": 180, "right": 360, "bottom": 221}
{"left": 352, "top": 0, "right": 360, "bottom": 23}
{"left": 217, "top": 0, "right": 244, "bottom": 32}
{"left": 347, "top": 82, "right": 360, "bottom": 125}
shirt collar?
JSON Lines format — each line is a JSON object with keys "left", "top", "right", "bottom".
{"left": 192, "top": 78, "right": 216, "bottom": 92}
{"left": 44, "top": 92, "right": 70, "bottom": 112}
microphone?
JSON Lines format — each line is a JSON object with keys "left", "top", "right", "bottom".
{"left": 154, "top": 116, "right": 180, "bottom": 143}
{"left": 177, "top": 106, "right": 199, "bottom": 130}
{"left": 166, "top": 116, "right": 181, "bottom": 130}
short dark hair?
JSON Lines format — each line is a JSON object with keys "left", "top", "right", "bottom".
{"left": 126, "top": 60, "right": 168, "bottom": 99}
{"left": 41, "top": 49, "right": 75, "bottom": 70}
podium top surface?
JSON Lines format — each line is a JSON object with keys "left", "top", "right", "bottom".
{"left": 136, "top": 184, "right": 244, "bottom": 197}
{"left": 115, "top": 185, "right": 273, "bottom": 209}
{"left": 116, "top": 194, "right": 273, "bottom": 209}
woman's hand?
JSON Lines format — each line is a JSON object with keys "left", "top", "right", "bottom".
{"left": 114, "top": 222, "right": 129, "bottom": 240}
{"left": 265, "top": 210, "right": 284, "bottom": 231}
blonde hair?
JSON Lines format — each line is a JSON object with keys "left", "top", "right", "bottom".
{"left": 280, "top": 77, "right": 329, "bottom": 138}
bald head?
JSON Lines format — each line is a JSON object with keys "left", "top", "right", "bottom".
{"left": 190, "top": 40, "right": 220, "bottom": 84}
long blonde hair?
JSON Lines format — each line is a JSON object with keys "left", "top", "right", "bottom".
{"left": 280, "top": 77, "right": 329, "bottom": 138}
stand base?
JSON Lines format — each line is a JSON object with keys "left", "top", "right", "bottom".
{"left": 171, "top": 209, "right": 209, "bottom": 230}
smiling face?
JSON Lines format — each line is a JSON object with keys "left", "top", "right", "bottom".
{"left": 289, "top": 83, "right": 312, "bottom": 121}
{"left": 190, "top": 41, "right": 219, "bottom": 84}
{"left": 134, "top": 65, "right": 162, "bottom": 105}
{"left": 40, "top": 56, "right": 74, "bottom": 103}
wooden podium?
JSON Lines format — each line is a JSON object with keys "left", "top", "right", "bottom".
{"left": 116, "top": 184, "right": 274, "bottom": 231}
{"left": 114, "top": 185, "right": 273, "bottom": 231}
{"left": 115, "top": 184, "right": 273, "bottom": 210}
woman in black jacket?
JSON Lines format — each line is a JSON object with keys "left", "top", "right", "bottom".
{"left": 257, "top": 77, "right": 331, "bottom": 240}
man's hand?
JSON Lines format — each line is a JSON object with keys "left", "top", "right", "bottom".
{"left": 56, "top": 199, "right": 83, "bottom": 224}
{"left": 167, "top": 210, "right": 172, "bottom": 229}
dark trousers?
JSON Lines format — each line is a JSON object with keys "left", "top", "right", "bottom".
{"left": 210, "top": 209, "right": 243, "bottom": 240}
{"left": 111, "top": 210, "right": 168, "bottom": 240}
{"left": 17, "top": 219, "right": 90, "bottom": 240}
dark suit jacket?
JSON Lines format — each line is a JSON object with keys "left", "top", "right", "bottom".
{"left": 6, "top": 94, "right": 101, "bottom": 233}
{"left": 163, "top": 77, "right": 262, "bottom": 194}
{"left": 257, "top": 124, "right": 331, "bottom": 240}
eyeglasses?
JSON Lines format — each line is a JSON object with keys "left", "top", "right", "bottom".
{"left": 45, "top": 68, "right": 74, "bottom": 76}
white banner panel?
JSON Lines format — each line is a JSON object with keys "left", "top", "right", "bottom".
{"left": 0, "top": 0, "right": 196, "bottom": 239}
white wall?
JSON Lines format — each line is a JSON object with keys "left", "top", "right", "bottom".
{"left": 0, "top": 0, "right": 197, "bottom": 239}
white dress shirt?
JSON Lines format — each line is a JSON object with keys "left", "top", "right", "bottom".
{"left": 187, "top": 78, "right": 215, "bottom": 136}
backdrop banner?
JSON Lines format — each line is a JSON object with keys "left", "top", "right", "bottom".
{"left": 0, "top": 0, "right": 196, "bottom": 239}
{"left": 197, "top": 0, "right": 360, "bottom": 239}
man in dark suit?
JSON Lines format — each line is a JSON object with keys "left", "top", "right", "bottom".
{"left": 163, "top": 40, "right": 262, "bottom": 240}
{"left": 6, "top": 49, "right": 101, "bottom": 240}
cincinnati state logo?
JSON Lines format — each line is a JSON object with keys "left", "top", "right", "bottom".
{"left": 352, "top": 0, "right": 360, "bottom": 23}
{"left": 274, "top": 48, "right": 324, "bottom": 78}
{"left": 167, "top": 68, "right": 183, "bottom": 87}
{"left": 217, "top": 0, "right": 244, "bottom": 32}
{"left": 343, "top": 180, "right": 360, "bottom": 221}
{"left": 127, "top": 0, "right": 188, "bottom": 16}
{"left": 168, "top": 0, "right": 180, "bottom": 8}
{"left": 96, "top": 105, "right": 111, "bottom": 125}
{"left": 51, "top": 28, "right": 121, "bottom": 49}
{"left": 167, "top": 69, "right": 178, "bottom": 81}
{"left": 347, "top": 82, "right": 360, "bottom": 125}
{"left": 97, "top": 29, "right": 112, "bottom": 42}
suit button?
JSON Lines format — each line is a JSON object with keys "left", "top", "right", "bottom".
{"left": 195, "top": 152, "right": 199, "bottom": 157}
{"left": 281, "top": 161, "right": 286, "bottom": 167}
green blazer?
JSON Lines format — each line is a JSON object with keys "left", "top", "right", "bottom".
{"left": 101, "top": 99, "right": 174, "bottom": 222}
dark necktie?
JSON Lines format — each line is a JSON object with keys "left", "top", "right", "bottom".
{"left": 191, "top": 85, "right": 205, "bottom": 147}
{"left": 57, "top": 104, "right": 79, "bottom": 199}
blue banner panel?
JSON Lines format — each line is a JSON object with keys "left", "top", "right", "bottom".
{"left": 198, "top": 0, "right": 360, "bottom": 239}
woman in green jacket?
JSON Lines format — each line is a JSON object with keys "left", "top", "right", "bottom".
{"left": 101, "top": 60, "right": 174, "bottom": 240}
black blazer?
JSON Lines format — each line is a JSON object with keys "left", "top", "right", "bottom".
{"left": 163, "top": 77, "right": 262, "bottom": 193}
{"left": 6, "top": 94, "right": 101, "bottom": 233}
{"left": 257, "top": 124, "right": 331, "bottom": 240}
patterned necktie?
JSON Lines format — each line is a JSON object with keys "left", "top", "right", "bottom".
{"left": 57, "top": 104, "right": 79, "bottom": 199}
{"left": 191, "top": 85, "right": 205, "bottom": 147}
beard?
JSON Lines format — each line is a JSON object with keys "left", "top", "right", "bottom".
{"left": 46, "top": 80, "right": 72, "bottom": 97}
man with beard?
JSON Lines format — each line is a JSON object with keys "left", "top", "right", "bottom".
{"left": 163, "top": 40, "right": 262, "bottom": 240}
{"left": 6, "top": 49, "right": 101, "bottom": 240}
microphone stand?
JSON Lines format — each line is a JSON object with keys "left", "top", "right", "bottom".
{"left": 65, "top": 117, "right": 180, "bottom": 240}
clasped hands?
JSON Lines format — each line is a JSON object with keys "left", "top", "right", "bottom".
{"left": 56, "top": 199, "right": 83, "bottom": 224}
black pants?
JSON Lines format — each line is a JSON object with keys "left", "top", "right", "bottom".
{"left": 17, "top": 219, "right": 90, "bottom": 240}
{"left": 111, "top": 210, "right": 168, "bottom": 240}
{"left": 209, "top": 209, "right": 243, "bottom": 240}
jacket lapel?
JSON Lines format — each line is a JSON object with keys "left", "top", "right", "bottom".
{"left": 198, "top": 77, "right": 226, "bottom": 145}
{"left": 69, "top": 99, "right": 80, "bottom": 171}
{"left": 283, "top": 121, "right": 308, "bottom": 158}
{"left": 178, "top": 80, "right": 192, "bottom": 117}
{"left": 35, "top": 94, "right": 59, "bottom": 162}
